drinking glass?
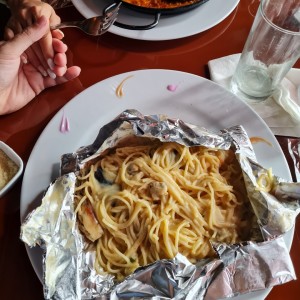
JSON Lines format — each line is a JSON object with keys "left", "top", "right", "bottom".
{"left": 230, "top": 0, "right": 300, "bottom": 101}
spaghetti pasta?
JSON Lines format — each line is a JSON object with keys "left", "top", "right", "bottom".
{"left": 74, "top": 141, "right": 254, "bottom": 281}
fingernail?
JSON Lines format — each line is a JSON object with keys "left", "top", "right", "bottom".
{"left": 38, "top": 65, "right": 47, "bottom": 77}
{"left": 21, "top": 55, "right": 28, "bottom": 64}
{"left": 47, "top": 69, "right": 56, "bottom": 79}
{"left": 55, "top": 29, "right": 64, "bottom": 38}
{"left": 47, "top": 58, "right": 55, "bottom": 70}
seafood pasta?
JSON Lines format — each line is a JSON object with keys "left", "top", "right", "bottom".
{"left": 74, "top": 141, "right": 254, "bottom": 281}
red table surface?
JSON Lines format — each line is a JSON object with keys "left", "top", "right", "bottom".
{"left": 0, "top": 1, "right": 299, "bottom": 299}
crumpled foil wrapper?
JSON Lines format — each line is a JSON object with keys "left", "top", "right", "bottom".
{"left": 20, "top": 109, "right": 300, "bottom": 300}
{"left": 288, "top": 138, "right": 300, "bottom": 181}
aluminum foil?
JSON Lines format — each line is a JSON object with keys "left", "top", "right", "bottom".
{"left": 20, "top": 109, "right": 300, "bottom": 300}
{"left": 288, "top": 138, "right": 300, "bottom": 181}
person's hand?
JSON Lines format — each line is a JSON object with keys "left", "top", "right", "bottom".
{"left": 0, "top": 15, "right": 81, "bottom": 115}
{"left": 5, "top": 0, "right": 62, "bottom": 76}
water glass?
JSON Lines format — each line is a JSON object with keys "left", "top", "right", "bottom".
{"left": 231, "top": 0, "right": 300, "bottom": 101}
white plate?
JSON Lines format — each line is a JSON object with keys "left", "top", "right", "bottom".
{"left": 71, "top": 0, "right": 240, "bottom": 41}
{"left": 20, "top": 69, "right": 292, "bottom": 299}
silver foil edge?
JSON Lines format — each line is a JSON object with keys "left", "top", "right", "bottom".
{"left": 21, "top": 109, "right": 300, "bottom": 300}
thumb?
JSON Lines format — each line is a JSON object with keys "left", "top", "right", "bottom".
{"left": 3, "top": 16, "right": 49, "bottom": 57}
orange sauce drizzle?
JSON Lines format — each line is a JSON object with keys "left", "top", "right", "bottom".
{"left": 250, "top": 136, "right": 273, "bottom": 147}
{"left": 116, "top": 75, "right": 134, "bottom": 98}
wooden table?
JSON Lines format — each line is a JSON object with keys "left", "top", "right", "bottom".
{"left": 0, "top": 1, "right": 299, "bottom": 299}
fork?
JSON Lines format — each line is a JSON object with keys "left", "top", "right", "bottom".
{"left": 50, "top": 3, "right": 121, "bottom": 36}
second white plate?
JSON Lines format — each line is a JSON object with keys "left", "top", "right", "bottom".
{"left": 71, "top": 0, "right": 240, "bottom": 41}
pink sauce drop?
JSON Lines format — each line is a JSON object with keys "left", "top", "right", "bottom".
{"left": 167, "top": 84, "right": 178, "bottom": 92}
{"left": 60, "top": 111, "right": 70, "bottom": 133}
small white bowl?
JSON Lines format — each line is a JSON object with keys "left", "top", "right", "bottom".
{"left": 0, "top": 141, "right": 24, "bottom": 198}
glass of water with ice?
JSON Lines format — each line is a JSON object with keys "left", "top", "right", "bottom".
{"left": 230, "top": 0, "right": 300, "bottom": 101}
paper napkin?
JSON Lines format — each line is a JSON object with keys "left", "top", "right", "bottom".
{"left": 208, "top": 54, "right": 300, "bottom": 137}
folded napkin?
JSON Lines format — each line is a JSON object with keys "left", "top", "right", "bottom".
{"left": 208, "top": 54, "right": 300, "bottom": 137}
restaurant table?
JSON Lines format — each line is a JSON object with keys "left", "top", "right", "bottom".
{"left": 0, "top": 1, "right": 299, "bottom": 299}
